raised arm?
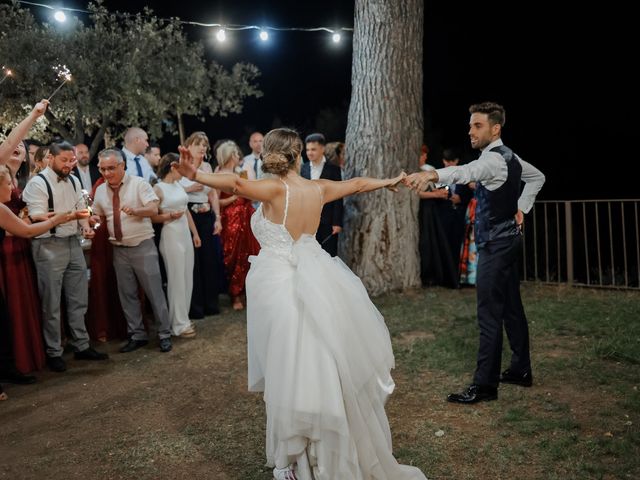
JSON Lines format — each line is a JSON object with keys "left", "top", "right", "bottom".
{"left": 0, "top": 100, "right": 49, "bottom": 164}
{"left": 319, "top": 173, "right": 406, "bottom": 204}
{"left": 173, "top": 146, "right": 280, "bottom": 203}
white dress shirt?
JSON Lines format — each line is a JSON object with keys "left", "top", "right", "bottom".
{"left": 242, "top": 153, "right": 262, "bottom": 180}
{"left": 76, "top": 165, "right": 93, "bottom": 191}
{"left": 92, "top": 174, "right": 158, "bottom": 247}
{"left": 22, "top": 167, "right": 84, "bottom": 238}
{"left": 310, "top": 157, "right": 326, "bottom": 180}
{"left": 123, "top": 147, "right": 156, "bottom": 183}
{"left": 436, "top": 139, "right": 545, "bottom": 214}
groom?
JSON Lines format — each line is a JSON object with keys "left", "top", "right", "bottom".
{"left": 405, "top": 102, "right": 545, "bottom": 404}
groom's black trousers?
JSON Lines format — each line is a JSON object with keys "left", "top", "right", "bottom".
{"left": 473, "top": 235, "right": 531, "bottom": 387}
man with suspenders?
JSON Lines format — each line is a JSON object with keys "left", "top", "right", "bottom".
{"left": 23, "top": 141, "right": 108, "bottom": 372}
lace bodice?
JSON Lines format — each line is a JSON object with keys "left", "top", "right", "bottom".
{"left": 250, "top": 180, "right": 294, "bottom": 256}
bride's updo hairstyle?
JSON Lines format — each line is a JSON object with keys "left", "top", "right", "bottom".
{"left": 261, "top": 128, "right": 303, "bottom": 176}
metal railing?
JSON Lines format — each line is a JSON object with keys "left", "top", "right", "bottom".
{"left": 521, "top": 199, "right": 640, "bottom": 290}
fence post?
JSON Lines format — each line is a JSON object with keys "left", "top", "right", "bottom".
{"left": 565, "top": 201, "right": 573, "bottom": 286}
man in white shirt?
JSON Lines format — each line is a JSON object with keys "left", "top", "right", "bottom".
{"left": 300, "top": 133, "right": 344, "bottom": 257}
{"left": 144, "top": 143, "right": 161, "bottom": 169}
{"left": 92, "top": 148, "right": 172, "bottom": 353}
{"left": 122, "top": 127, "right": 156, "bottom": 183}
{"left": 241, "top": 132, "right": 264, "bottom": 180}
{"left": 406, "top": 102, "right": 545, "bottom": 404}
{"left": 23, "top": 141, "right": 108, "bottom": 372}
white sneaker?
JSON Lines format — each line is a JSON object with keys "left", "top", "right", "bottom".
{"left": 273, "top": 465, "right": 297, "bottom": 480}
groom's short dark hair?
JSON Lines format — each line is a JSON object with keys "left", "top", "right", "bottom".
{"left": 305, "top": 133, "right": 326, "bottom": 145}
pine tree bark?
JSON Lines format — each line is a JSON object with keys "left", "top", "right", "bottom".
{"left": 342, "top": 0, "right": 424, "bottom": 296}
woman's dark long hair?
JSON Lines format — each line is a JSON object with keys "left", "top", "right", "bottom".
{"left": 15, "top": 141, "right": 31, "bottom": 190}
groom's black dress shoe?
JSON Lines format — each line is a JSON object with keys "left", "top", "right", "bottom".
{"left": 500, "top": 368, "right": 533, "bottom": 387}
{"left": 447, "top": 384, "right": 498, "bottom": 404}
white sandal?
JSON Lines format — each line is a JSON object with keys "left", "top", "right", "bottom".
{"left": 273, "top": 465, "right": 297, "bottom": 480}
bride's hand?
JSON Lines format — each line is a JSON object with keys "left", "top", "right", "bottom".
{"left": 172, "top": 146, "right": 197, "bottom": 180}
{"left": 386, "top": 172, "right": 407, "bottom": 192}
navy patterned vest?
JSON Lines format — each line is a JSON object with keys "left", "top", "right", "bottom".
{"left": 474, "top": 144, "right": 521, "bottom": 247}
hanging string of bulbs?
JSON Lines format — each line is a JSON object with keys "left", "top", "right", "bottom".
{"left": 16, "top": 0, "right": 353, "bottom": 44}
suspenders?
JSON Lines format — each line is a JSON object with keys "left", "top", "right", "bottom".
{"left": 36, "top": 173, "right": 77, "bottom": 234}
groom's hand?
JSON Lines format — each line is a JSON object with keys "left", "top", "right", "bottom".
{"left": 404, "top": 171, "right": 437, "bottom": 192}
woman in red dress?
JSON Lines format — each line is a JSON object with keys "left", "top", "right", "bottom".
{"left": 0, "top": 141, "right": 46, "bottom": 374}
{"left": 216, "top": 141, "right": 260, "bottom": 310}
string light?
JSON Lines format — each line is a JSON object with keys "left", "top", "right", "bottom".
{"left": 15, "top": 1, "right": 352, "bottom": 41}
{"left": 53, "top": 9, "right": 66, "bottom": 22}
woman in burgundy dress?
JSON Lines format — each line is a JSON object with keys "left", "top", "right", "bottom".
{"left": 0, "top": 141, "right": 47, "bottom": 374}
{"left": 215, "top": 141, "right": 260, "bottom": 310}
{"left": 0, "top": 163, "right": 72, "bottom": 397}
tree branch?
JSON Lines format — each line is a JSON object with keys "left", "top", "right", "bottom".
{"left": 89, "top": 117, "right": 111, "bottom": 160}
{"left": 44, "top": 109, "right": 73, "bottom": 140}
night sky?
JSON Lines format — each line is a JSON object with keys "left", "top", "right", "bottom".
{"left": 24, "top": 1, "right": 636, "bottom": 200}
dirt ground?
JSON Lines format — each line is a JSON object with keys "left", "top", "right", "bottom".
{"left": 1, "top": 306, "right": 252, "bottom": 479}
{"left": 1, "top": 305, "right": 445, "bottom": 480}
{"left": 1, "top": 289, "right": 638, "bottom": 480}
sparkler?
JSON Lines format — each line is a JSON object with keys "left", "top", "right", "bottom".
{"left": 47, "top": 64, "right": 72, "bottom": 101}
{"left": 74, "top": 189, "right": 100, "bottom": 229}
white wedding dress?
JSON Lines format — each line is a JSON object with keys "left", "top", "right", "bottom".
{"left": 246, "top": 180, "right": 426, "bottom": 480}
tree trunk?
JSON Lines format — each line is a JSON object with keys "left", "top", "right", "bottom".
{"left": 342, "top": 0, "right": 424, "bottom": 296}
{"left": 88, "top": 118, "right": 110, "bottom": 160}
{"left": 74, "top": 111, "right": 84, "bottom": 145}
{"left": 177, "top": 110, "right": 185, "bottom": 144}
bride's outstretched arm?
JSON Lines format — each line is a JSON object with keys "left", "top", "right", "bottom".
{"left": 319, "top": 172, "right": 406, "bottom": 204}
{"left": 172, "top": 146, "right": 279, "bottom": 202}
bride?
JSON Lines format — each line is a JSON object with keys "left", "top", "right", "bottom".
{"left": 174, "top": 128, "right": 426, "bottom": 480}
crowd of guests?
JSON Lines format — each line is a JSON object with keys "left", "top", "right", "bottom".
{"left": 418, "top": 144, "right": 480, "bottom": 289}
{"left": 0, "top": 99, "right": 479, "bottom": 403}
{"left": 0, "top": 100, "right": 355, "bottom": 401}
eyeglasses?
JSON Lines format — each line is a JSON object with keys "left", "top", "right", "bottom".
{"left": 98, "top": 164, "right": 123, "bottom": 173}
